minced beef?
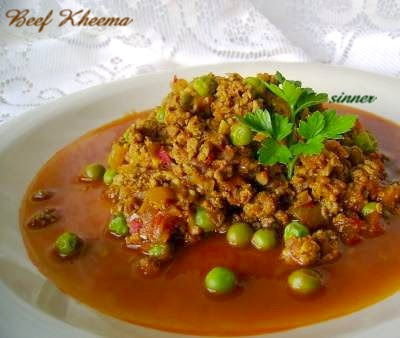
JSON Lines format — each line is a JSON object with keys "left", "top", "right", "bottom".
{"left": 105, "top": 72, "right": 400, "bottom": 273}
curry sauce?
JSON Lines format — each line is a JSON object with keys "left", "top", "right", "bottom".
{"left": 19, "top": 104, "right": 400, "bottom": 335}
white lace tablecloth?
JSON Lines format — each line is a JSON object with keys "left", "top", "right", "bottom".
{"left": 1, "top": 0, "right": 400, "bottom": 123}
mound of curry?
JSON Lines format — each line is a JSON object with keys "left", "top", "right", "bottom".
{"left": 22, "top": 70, "right": 400, "bottom": 300}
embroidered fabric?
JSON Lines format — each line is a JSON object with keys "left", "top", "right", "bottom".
{"left": 1, "top": 0, "right": 400, "bottom": 123}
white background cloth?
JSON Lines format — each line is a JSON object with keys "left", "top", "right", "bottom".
{"left": 1, "top": 0, "right": 400, "bottom": 123}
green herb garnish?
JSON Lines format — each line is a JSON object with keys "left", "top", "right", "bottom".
{"left": 258, "top": 138, "right": 292, "bottom": 166}
{"left": 238, "top": 109, "right": 293, "bottom": 140}
{"left": 264, "top": 73, "right": 328, "bottom": 122}
{"left": 239, "top": 72, "right": 357, "bottom": 178}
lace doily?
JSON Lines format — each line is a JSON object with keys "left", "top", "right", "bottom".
{"left": 1, "top": 0, "right": 400, "bottom": 123}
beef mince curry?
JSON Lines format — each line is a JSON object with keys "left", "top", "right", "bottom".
{"left": 20, "top": 72, "right": 400, "bottom": 335}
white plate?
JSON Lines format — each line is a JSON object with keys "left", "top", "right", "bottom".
{"left": 0, "top": 62, "right": 399, "bottom": 338}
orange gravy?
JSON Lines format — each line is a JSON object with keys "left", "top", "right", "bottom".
{"left": 20, "top": 105, "right": 400, "bottom": 335}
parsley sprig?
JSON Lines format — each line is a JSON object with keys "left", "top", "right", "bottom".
{"left": 238, "top": 110, "right": 293, "bottom": 165}
{"left": 265, "top": 71, "right": 328, "bottom": 122}
{"left": 239, "top": 72, "right": 357, "bottom": 178}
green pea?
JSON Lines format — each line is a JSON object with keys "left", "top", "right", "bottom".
{"left": 355, "top": 131, "right": 377, "bottom": 153}
{"left": 56, "top": 231, "right": 79, "bottom": 257}
{"left": 103, "top": 168, "right": 117, "bottom": 185}
{"left": 361, "top": 202, "right": 378, "bottom": 217}
{"left": 244, "top": 77, "right": 266, "bottom": 96}
{"left": 251, "top": 228, "right": 277, "bottom": 250}
{"left": 227, "top": 222, "right": 253, "bottom": 247}
{"left": 109, "top": 214, "right": 129, "bottom": 237}
{"left": 230, "top": 123, "right": 253, "bottom": 146}
{"left": 195, "top": 207, "right": 215, "bottom": 231}
{"left": 288, "top": 268, "right": 322, "bottom": 295}
{"left": 156, "top": 107, "right": 166, "bottom": 123}
{"left": 284, "top": 221, "right": 309, "bottom": 241}
{"left": 84, "top": 163, "right": 105, "bottom": 180}
{"left": 147, "top": 244, "right": 170, "bottom": 258}
{"left": 193, "top": 75, "right": 217, "bottom": 97}
{"left": 205, "top": 267, "right": 237, "bottom": 294}
{"left": 179, "top": 91, "right": 193, "bottom": 110}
